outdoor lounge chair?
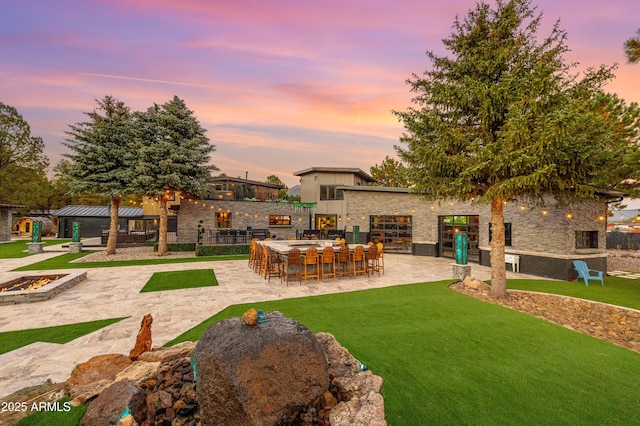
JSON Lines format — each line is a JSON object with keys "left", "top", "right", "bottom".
{"left": 572, "top": 260, "right": 604, "bottom": 286}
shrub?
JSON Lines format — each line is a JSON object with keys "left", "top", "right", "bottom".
{"left": 153, "top": 243, "right": 196, "bottom": 252}
{"left": 196, "top": 245, "right": 249, "bottom": 256}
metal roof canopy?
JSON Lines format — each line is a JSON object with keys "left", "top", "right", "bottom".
{"left": 53, "top": 205, "right": 143, "bottom": 218}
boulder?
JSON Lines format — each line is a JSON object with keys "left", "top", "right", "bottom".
{"left": 129, "top": 314, "right": 153, "bottom": 361}
{"left": 316, "top": 332, "right": 361, "bottom": 378}
{"left": 191, "top": 311, "right": 329, "bottom": 426}
{"left": 67, "top": 354, "right": 133, "bottom": 404}
{"left": 80, "top": 380, "right": 147, "bottom": 426}
{"left": 330, "top": 388, "right": 386, "bottom": 426}
{"left": 463, "top": 275, "right": 489, "bottom": 291}
{"left": 115, "top": 361, "right": 161, "bottom": 384}
{"left": 138, "top": 341, "right": 196, "bottom": 363}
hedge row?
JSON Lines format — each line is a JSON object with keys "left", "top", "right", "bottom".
{"left": 195, "top": 245, "right": 250, "bottom": 256}
{"left": 153, "top": 243, "right": 196, "bottom": 252}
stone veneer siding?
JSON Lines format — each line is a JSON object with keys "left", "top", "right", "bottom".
{"left": 342, "top": 190, "right": 608, "bottom": 280}
{"left": 178, "top": 199, "right": 309, "bottom": 240}
{"left": 0, "top": 209, "right": 11, "bottom": 242}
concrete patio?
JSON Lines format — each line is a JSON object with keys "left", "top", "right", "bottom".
{"left": 0, "top": 242, "right": 541, "bottom": 399}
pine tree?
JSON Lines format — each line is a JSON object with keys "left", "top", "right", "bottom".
{"left": 63, "top": 96, "right": 134, "bottom": 254}
{"left": 133, "top": 96, "right": 216, "bottom": 255}
{"left": 394, "top": 0, "right": 633, "bottom": 297}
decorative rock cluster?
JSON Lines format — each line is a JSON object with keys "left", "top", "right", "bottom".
{"left": 63, "top": 313, "right": 386, "bottom": 425}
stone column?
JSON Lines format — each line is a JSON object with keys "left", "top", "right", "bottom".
{"left": 451, "top": 263, "right": 471, "bottom": 280}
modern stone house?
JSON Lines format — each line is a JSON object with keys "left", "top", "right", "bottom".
{"left": 175, "top": 176, "right": 314, "bottom": 241}
{"left": 175, "top": 166, "right": 621, "bottom": 280}
{"left": 293, "top": 167, "right": 621, "bottom": 281}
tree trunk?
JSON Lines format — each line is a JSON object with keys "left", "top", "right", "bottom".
{"left": 157, "top": 196, "right": 169, "bottom": 256}
{"left": 106, "top": 196, "right": 121, "bottom": 255}
{"left": 489, "top": 198, "right": 507, "bottom": 298}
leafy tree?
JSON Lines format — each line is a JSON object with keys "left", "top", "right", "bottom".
{"left": 624, "top": 28, "right": 640, "bottom": 64}
{"left": 0, "top": 164, "right": 50, "bottom": 210}
{"left": 62, "top": 96, "right": 134, "bottom": 254}
{"left": 0, "top": 102, "right": 50, "bottom": 209}
{"left": 369, "top": 156, "right": 411, "bottom": 187}
{"left": 394, "top": 0, "right": 632, "bottom": 297}
{"left": 266, "top": 174, "right": 289, "bottom": 199}
{"left": 132, "top": 96, "right": 216, "bottom": 255}
{"left": 0, "top": 102, "right": 49, "bottom": 175}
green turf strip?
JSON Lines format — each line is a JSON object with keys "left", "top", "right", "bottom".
{"left": 140, "top": 269, "right": 218, "bottom": 292}
{"left": 13, "top": 397, "right": 87, "bottom": 426}
{"left": 0, "top": 240, "right": 71, "bottom": 259}
{"left": 13, "top": 252, "right": 248, "bottom": 271}
{"left": 0, "top": 318, "right": 127, "bottom": 355}
{"left": 167, "top": 281, "right": 640, "bottom": 425}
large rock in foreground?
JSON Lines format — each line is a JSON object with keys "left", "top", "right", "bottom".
{"left": 191, "top": 311, "right": 330, "bottom": 426}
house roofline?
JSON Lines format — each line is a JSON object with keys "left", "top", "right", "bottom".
{"left": 293, "top": 167, "right": 376, "bottom": 183}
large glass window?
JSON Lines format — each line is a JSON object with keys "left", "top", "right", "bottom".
{"left": 319, "top": 185, "right": 343, "bottom": 200}
{"left": 488, "top": 223, "right": 512, "bottom": 247}
{"left": 576, "top": 231, "right": 598, "bottom": 249}
{"left": 316, "top": 215, "right": 337, "bottom": 236}
{"left": 216, "top": 212, "right": 231, "bottom": 228}
{"left": 269, "top": 215, "right": 291, "bottom": 226}
{"left": 369, "top": 215, "right": 412, "bottom": 253}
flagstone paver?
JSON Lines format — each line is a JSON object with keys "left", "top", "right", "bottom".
{"left": 0, "top": 240, "right": 541, "bottom": 399}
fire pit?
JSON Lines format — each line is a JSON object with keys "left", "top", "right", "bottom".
{"left": 0, "top": 271, "right": 87, "bottom": 305}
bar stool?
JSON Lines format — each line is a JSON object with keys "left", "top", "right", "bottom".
{"left": 320, "top": 246, "right": 336, "bottom": 281}
{"left": 366, "top": 244, "right": 380, "bottom": 277}
{"left": 301, "top": 246, "right": 319, "bottom": 282}
{"left": 281, "top": 248, "right": 302, "bottom": 286}
{"left": 352, "top": 245, "right": 366, "bottom": 278}
{"left": 376, "top": 242, "right": 385, "bottom": 275}
{"left": 336, "top": 244, "right": 351, "bottom": 278}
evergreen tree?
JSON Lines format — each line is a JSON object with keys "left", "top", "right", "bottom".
{"left": 369, "top": 156, "right": 411, "bottom": 187}
{"left": 394, "top": 0, "right": 634, "bottom": 297}
{"left": 63, "top": 96, "right": 134, "bottom": 254}
{"left": 133, "top": 96, "right": 216, "bottom": 255}
{"left": 624, "top": 28, "right": 640, "bottom": 64}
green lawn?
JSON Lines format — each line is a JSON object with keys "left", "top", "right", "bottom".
{"left": 13, "top": 397, "right": 88, "bottom": 426}
{"left": 9, "top": 274, "right": 640, "bottom": 425}
{"left": 0, "top": 318, "right": 127, "bottom": 355}
{"left": 13, "top": 252, "right": 249, "bottom": 271}
{"left": 168, "top": 280, "right": 640, "bottom": 425}
{"left": 140, "top": 269, "right": 218, "bottom": 292}
{"left": 0, "top": 239, "right": 71, "bottom": 259}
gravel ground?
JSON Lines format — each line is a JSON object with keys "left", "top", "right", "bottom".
{"left": 72, "top": 246, "right": 195, "bottom": 262}
{"left": 607, "top": 250, "right": 640, "bottom": 272}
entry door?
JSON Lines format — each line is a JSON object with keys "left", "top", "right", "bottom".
{"left": 438, "top": 215, "right": 480, "bottom": 262}
{"left": 315, "top": 215, "right": 337, "bottom": 237}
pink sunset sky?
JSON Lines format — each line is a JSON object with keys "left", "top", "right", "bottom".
{"left": 2, "top": 0, "right": 639, "bottom": 187}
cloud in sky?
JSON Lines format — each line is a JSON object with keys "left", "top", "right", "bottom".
{"left": 2, "top": 0, "right": 639, "bottom": 187}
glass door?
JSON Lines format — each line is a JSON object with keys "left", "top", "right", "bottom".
{"left": 369, "top": 215, "right": 412, "bottom": 253}
{"left": 439, "top": 215, "right": 480, "bottom": 262}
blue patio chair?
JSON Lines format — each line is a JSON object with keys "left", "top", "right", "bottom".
{"left": 572, "top": 260, "right": 604, "bottom": 286}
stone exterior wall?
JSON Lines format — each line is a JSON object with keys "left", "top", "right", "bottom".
{"left": 178, "top": 199, "right": 310, "bottom": 240}
{"left": 0, "top": 209, "right": 11, "bottom": 242}
{"left": 343, "top": 190, "right": 608, "bottom": 258}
